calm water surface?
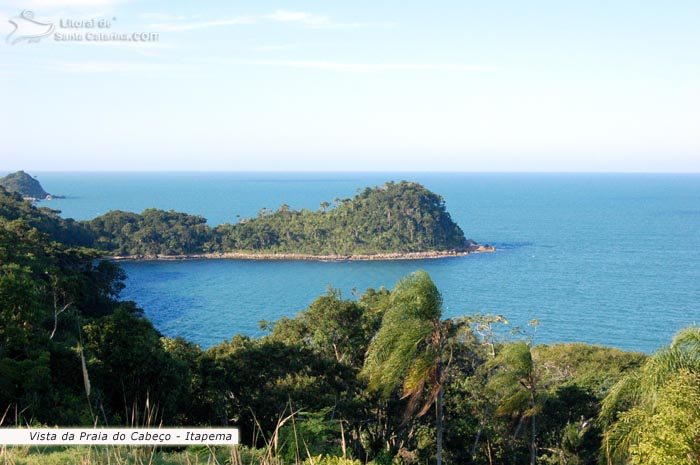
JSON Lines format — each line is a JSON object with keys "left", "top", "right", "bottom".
{"left": 26, "top": 172, "right": 700, "bottom": 353}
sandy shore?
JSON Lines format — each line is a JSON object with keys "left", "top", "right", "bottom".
{"left": 109, "top": 245, "right": 496, "bottom": 262}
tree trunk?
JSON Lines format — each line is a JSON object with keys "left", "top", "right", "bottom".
{"left": 340, "top": 420, "right": 347, "bottom": 460}
{"left": 471, "top": 406, "right": 488, "bottom": 459}
{"left": 512, "top": 415, "right": 525, "bottom": 464}
{"left": 436, "top": 360, "right": 443, "bottom": 465}
{"left": 530, "top": 402, "right": 537, "bottom": 465}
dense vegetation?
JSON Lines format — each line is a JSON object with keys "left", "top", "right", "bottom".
{"left": 3, "top": 185, "right": 698, "bottom": 465}
{"left": 87, "top": 208, "right": 213, "bottom": 256}
{"left": 84, "top": 181, "right": 473, "bottom": 256}
{"left": 0, "top": 179, "right": 472, "bottom": 257}
{"left": 0, "top": 170, "right": 51, "bottom": 199}
{"left": 0, "top": 187, "right": 189, "bottom": 426}
{"left": 0, "top": 188, "right": 95, "bottom": 247}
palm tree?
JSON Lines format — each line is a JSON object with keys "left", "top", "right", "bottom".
{"left": 486, "top": 340, "right": 544, "bottom": 465}
{"left": 362, "top": 270, "right": 448, "bottom": 465}
{"left": 599, "top": 326, "right": 700, "bottom": 464}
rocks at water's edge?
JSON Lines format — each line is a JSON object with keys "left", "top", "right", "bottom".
{"left": 109, "top": 243, "right": 497, "bottom": 262}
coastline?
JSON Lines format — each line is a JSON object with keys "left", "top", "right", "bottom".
{"left": 108, "top": 244, "right": 496, "bottom": 262}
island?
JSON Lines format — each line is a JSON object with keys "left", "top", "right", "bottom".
{"left": 0, "top": 170, "right": 62, "bottom": 200}
{"left": 0, "top": 179, "right": 494, "bottom": 260}
{"left": 84, "top": 181, "right": 495, "bottom": 260}
{"left": 0, "top": 178, "right": 669, "bottom": 465}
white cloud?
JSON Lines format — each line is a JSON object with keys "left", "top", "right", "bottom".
{"left": 138, "top": 12, "right": 185, "bottom": 21}
{"left": 6, "top": 0, "right": 123, "bottom": 10}
{"left": 313, "top": 21, "right": 391, "bottom": 30}
{"left": 48, "top": 60, "right": 170, "bottom": 73}
{"left": 2, "top": 9, "right": 106, "bottom": 25}
{"left": 265, "top": 10, "right": 387, "bottom": 29}
{"left": 254, "top": 43, "right": 298, "bottom": 52}
{"left": 148, "top": 16, "right": 254, "bottom": 32}
{"left": 74, "top": 39, "right": 168, "bottom": 48}
{"left": 70, "top": 39, "right": 170, "bottom": 56}
{"left": 266, "top": 10, "right": 330, "bottom": 26}
{"left": 226, "top": 59, "right": 495, "bottom": 72}
{"left": 145, "top": 10, "right": 388, "bottom": 33}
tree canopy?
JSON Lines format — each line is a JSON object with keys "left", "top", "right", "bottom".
{"left": 0, "top": 170, "right": 50, "bottom": 199}
{"left": 599, "top": 326, "right": 700, "bottom": 465}
{"left": 5, "top": 183, "right": 692, "bottom": 465}
{"left": 85, "top": 181, "right": 473, "bottom": 256}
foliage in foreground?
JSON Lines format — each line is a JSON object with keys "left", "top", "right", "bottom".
{"left": 0, "top": 445, "right": 239, "bottom": 465}
{"left": 599, "top": 327, "right": 700, "bottom": 465}
{"left": 6, "top": 185, "right": 697, "bottom": 465}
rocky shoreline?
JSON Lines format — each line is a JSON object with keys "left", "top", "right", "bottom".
{"left": 109, "top": 244, "right": 496, "bottom": 262}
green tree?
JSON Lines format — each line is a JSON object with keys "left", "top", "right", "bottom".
{"left": 486, "top": 340, "right": 545, "bottom": 465}
{"left": 268, "top": 287, "right": 386, "bottom": 369}
{"left": 206, "top": 337, "right": 355, "bottom": 446}
{"left": 85, "top": 181, "right": 472, "bottom": 257}
{"left": 600, "top": 326, "right": 700, "bottom": 465}
{"left": 531, "top": 344, "right": 644, "bottom": 465}
{"left": 83, "top": 305, "right": 191, "bottom": 425}
{"left": 362, "top": 270, "right": 448, "bottom": 465}
{"left": 627, "top": 369, "right": 700, "bottom": 464}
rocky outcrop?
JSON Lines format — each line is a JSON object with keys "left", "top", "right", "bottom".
{"left": 0, "top": 170, "right": 58, "bottom": 200}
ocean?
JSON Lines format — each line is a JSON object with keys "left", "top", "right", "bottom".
{"left": 28, "top": 172, "right": 700, "bottom": 353}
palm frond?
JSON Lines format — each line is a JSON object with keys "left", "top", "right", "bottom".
{"left": 602, "top": 407, "right": 647, "bottom": 465}
{"left": 599, "top": 370, "right": 643, "bottom": 426}
{"left": 363, "top": 271, "right": 442, "bottom": 400}
{"left": 402, "top": 349, "right": 438, "bottom": 395}
{"left": 600, "top": 325, "right": 700, "bottom": 462}
{"left": 671, "top": 325, "right": 700, "bottom": 352}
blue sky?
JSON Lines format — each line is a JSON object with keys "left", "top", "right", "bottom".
{"left": 0, "top": 0, "right": 698, "bottom": 171}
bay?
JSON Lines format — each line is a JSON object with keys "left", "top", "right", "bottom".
{"left": 30, "top": 171, "right": 700, "bottom": 353}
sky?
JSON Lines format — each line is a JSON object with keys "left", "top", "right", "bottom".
{"left": 0, "top": 0, "right": 698, "bottom": 172}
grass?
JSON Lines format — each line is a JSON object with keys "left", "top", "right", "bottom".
{"left": 0, "top": 402, "right": 364, "bottom": 465}
{"left": 0, "top": 446, "right": 366, "bottom": 465}
{"left": 0, "top": 401, "right": 241, "bottom": 465}
{"left": 0, "top": 444, "right": 240, "bottom": 465}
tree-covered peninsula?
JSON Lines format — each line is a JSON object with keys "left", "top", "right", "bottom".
{"left": 0, "top": 170, "right": 55, "bottom": 200}
{"left": 85, "top": 181, "right": 489, "bottom": 258}
{"left": 3, "top": 185, "right": 699, "bottom": 465}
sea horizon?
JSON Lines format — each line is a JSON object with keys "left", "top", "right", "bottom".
{"left": 9, "top": 171, "right": 696, "bottom": 354}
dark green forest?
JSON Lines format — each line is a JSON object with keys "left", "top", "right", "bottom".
{"left": 3, "top": 179, "right": 473, "bottom": 257}
{"left": 2, "top": 187, "right": 699, "bottom": 465}
{"left": 84, "top": 181, "right": 472, "bottom": 256}
{"left": 0, "top": 171, "right": 50, "bottom": 200}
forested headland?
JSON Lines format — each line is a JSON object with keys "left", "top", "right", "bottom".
{"left": 0, "top": 170, "right": 53, "bottom": 200}
{"left": 1, "top": 178, "right": 490, "bottom": 259}
{"left": 2, "top": 185, "right": 699, "bottom": 465}
{"left": 84, "top": 181, "right": 483, "bottom": 258}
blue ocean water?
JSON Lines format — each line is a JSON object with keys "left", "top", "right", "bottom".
{"left": 26, "top": 172, "right": 700, "bottom": 353}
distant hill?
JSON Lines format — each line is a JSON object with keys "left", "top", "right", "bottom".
{"left": 210, "top": 181, "right": 474, "bottom": 255}
{"left": 0, "top": 179, "right": 489, "bottom": 258}
{"left": 0, "top": 187, "right": 94, "bottom": 247}
{"left": 0, "top": 170, "right": 51, "bottom": 199}
{"left": 86, "top": 181, "right": 481, "bottom": 257}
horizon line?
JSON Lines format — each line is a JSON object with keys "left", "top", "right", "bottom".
{"left": 2, "top": 169, "right": 699, "bottom": 175}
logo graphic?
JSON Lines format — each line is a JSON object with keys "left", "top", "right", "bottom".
{"left": 6, "top": 10, "right": 55, "bottom": 45}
